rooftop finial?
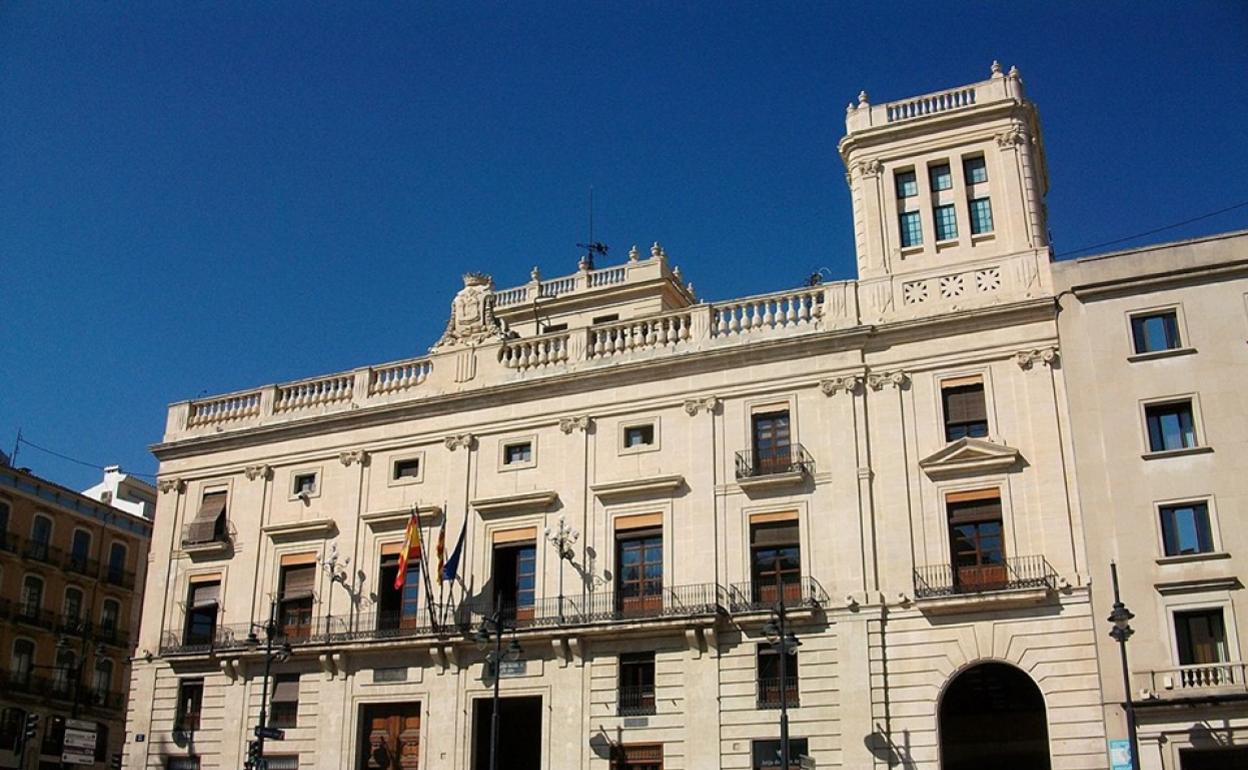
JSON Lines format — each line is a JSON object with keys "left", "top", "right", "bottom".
{"left": 530, "top": 266, "right": 541, "bottom": 282}
{"left": 673, "top": 266, "right": 682, "bottom": 281}
{"left": 858, "top": 90, "right": 870, "bottom": 106}
{"left": 628, "top": 244, "right": 640, "bottom": 263}
{"left": 1008, "top": 65, "right": 1020, "bottom": 79}
{"left": 651, "top": 241, "right": 662, "bottom": 259}
{"left": 847, "top": 101, "right": 856, "bottom": 113}
{"left": 991, "top": 60, "right": 1002, "bottom": 76}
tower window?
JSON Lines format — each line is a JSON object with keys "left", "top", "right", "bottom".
{"left": 964, "top": 156, "right": 988, "bottom": 184}
{"left": 934, "top": 204, "right": 958, "bottom": 241}
{"left": 969, "top": 198, "right": 994, "bottom": 235}
{"left": 895, "top": 170, "right": 918, "bottom": 198}
{"left": 929, "top": 163, "right": 953, "bottom": 191}
{"left": 899, "top": 211, "right": 923, "bottom": 248}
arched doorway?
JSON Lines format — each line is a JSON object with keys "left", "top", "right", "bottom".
{"left": 939, "top": 662, "right": 1051, "bottom": 770}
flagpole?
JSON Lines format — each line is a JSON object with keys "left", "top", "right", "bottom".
{"left": 411, "top": 504, "right": 440, "bottom": 632}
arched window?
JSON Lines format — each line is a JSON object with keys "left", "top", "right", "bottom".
{"left": 53, "top": 648, "right": 77, "bottom": 698}
{"left": 939, "top": 662, "right": 1051, "bottom": 770}
{"left": 29, "top": 515, "right": 52, "bottom": 560}
{"left": 100, "top": 598, "right": 121, "bottom": 634}
{"left": 69, "top": 529, "right": 92, "bottom": 572}
{"left": 10, "top": 639, "right": 35, "bottom": 686}
{"left": 20, "top": 574, "right": 43, "bottom": 616}
{"left": 92, "top": 658, "right": 114, "bottom": 700}
{"left": 64, "top": 586, "right": 85, "bottom": 623}
{"left": 0, "top": 498, "right": 10, "bottom": 534}
{"left": 107, "top": 542, "right": 128, "bottom": 584}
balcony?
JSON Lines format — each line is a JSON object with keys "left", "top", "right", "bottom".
{"left": 180, "top": 522, "right": 232, "bottom": 558}
{"left": 913, "top": 555, "right": 1056, "bottom": 613}
{"left": 22, "top": 539, "right": 63, "bottom": 567}
{"left": 458, "top": 583, "right": 727, "bottom": 631}
{"left": 617, "top": 685, "right": 657, "bottom": 716}
{"left": 102, "top": 566, "right": 138, "bottom": 591}
{"left": 727, "top": 577, "right": 827, "bottom": 614}
{"left": 0, "top": 530, "right": 19, "bottom": 554}
{"left": 13, "top": 603, "right": 58, "bottom": 630}
{"left": 1139, "top": 662, "right": 1248, "bottom": 703}
{"left": 63, "top": 554, "right": 100, "bottom": 579}
{"left": 756, "top": 676, "right": 800, "bottom": 710}
{"left": 94, "top": 623, "right": 131, "bottom": 649}
{"left": 735, "top": 444, "right": 814, "bottom": 491}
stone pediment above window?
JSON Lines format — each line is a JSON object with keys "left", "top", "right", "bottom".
{"left": 919, "top": 437, "right": 1021, "bottom": 479}
{"left": 471, "top": 490, "right": 558, "bottom": 516}
{"left": 262, "top": 518, "right": 338, "bottom": 542}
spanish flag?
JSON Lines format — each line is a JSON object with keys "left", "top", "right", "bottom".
{"left": 394, "top": 511, "right": 422, "bottom": 591}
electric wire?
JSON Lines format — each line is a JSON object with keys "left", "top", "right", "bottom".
{"left": 1057, "top": 200, "right": 1248, "bottom": 258}
{"left": 13, "top": 435, "right": 157, "bottom": 479}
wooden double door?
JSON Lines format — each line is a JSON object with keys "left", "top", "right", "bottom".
{"left": 360, "top": 703, "right": 421, "bottom": 770}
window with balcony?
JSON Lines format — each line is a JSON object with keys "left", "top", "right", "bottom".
{"left": 106, "top": 542, "right": 127, "bottom": 585}
{"left": 184, "top": 490, "right": 228, "bottom": 546}
{"left": 617, "top": 529, "right": 663, "bottom": 615}
{"left": 175, "top": 678, "right": 204, "bottom": 731}
{"left": 20, "top": 574, "right": 43, "bottom": 617}
{"left": 948, "top": 491, "right": 1005, "bottom": 592}
{"left": 1131, "top": 310, "right": 1181, "bottom": 354}
{"left": 378, "top": 550, "right": 422, "bottom": 631}
{"left": 942, "top": 378, "right": 988, "bottom": 441}
{"left": 63, "top": 586, "right": 85, "bottom": 625}
{"left": 934, "top": 203, "right": 958, "bottom": 241}
{"left": 618, "top": 652, "right": 656, "bottom": 716}
{"left": 751, "top": 410, "right": 792, "bottom": 476}
{"left": 69, "top": 529, "right": 92, "bottom": 573}
{"left": 929, "top": 163, "right": 953, "bottom": 191}
{"left": 29, "top": 515, "right": 52, "bottom": 561}
{"left": 611, "top": 744, "right": 663, "bottom": 770}
{"left": 269, "top": 673, "right": 300, "bottom": 728}
{"left": 756, "top": 644, "right": 799, "bottom": 709}
{"left": 1175, "top": 609, "right": 1229, "bottom": 666}
{"left": 0, "top": 707, "right": 24, "bottom": 753}
{"left": 100, "top": 599, "right": 121, "bottom": 640}
{"left": 278, "top": 562, "right": 316, "bottom": 640}
{"left": 969, "top": 197, "right": 994, "bottom": 234}
{"left": 1145, "top": 400, "right": 1197, "bottom": 452}
{"left": 91, "top": 658, "right": 114, "bottom": 704}
{"left": 899, "top": 210, "right": 923, "bottom": 248}
{"left": 1160, "top": 502, "right": 1215, "bottom": 557}
{"left": 9, "top": 639, "right": 34, "bottom": 687}
{"left": 752, "top": 738, "right": 810, "bottom": 770}
{"left": 184, "top": 578, "right": 220, "bottom": 646}
{"left": 52, "top": 649, "right": 75, "bottom": 698}
{"left": 750, "top": 519, "right": 801, "bottom": 605}
{"left": 492, "top": 538, "right": 536, "bottom": 621}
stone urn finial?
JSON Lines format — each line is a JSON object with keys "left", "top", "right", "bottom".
{"left": 991, "top": 60, "right": 1002, "bottom": 76}
{"left": 530, "top": 266, "right": 540, "bottom": 282}
{"left": 858, "top": 90, "right": 869, "bottom": 105}
{"left": 650, "top": 241, "right": 662, "bottom": 259}
{"left": 628, "top": 244, "right": 640, "bottom": 263}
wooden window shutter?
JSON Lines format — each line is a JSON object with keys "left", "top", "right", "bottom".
{"left": 185, "top": 491, "right": 227, "bottom": 544}
{"left": 751, "top": 521, "right": 799, "bottom": 547}
{"left": 942, "top": 383, "right": 986, "bottom": 423}
{"left": 280, "top": 565, "right": 316, "bottom": 598}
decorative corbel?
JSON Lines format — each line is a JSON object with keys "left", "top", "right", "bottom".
{"left": 685, "top": 628, "right": 703, "bottom": 658}
{"left": 867, "top": 370, "right": 910, "bottom": 391}
{"left": 559, "top": 415, "right": 591, "bottom": 434}
{"left": 859, "top": 158, "right": 882, "bottom": 178}
{"left": 995, "top": 126, "right": 1027, "bottom": 148}
{"left": 157, "top": 477, "right": 185, "bottom": 494}
{"left": 243, "top": 464, "right": 271, "bottom": 481}
{"left": 1015, "top": 347, "right": 1059, "bottom": 370}
{"left": 219, "top": 658, "right": 236, "bottom": 682}
{"left": 338, "top": 449, "right": 368, "bottom": 467}
{"left": 567, "top": 636, "right": 585, "bottom": 667}
{"left": 319, "top": 653, "right": 336, "bottom": 680}
{"left": 430, "top": 645, "right": 449, "bottom": 672}
{"left": 820, "top": 375, "right": 864, "bottom": 396}
{"left": 703, "top": 625, "right": 718, "bottom": 655}
{"left": 551, "top": 638, "right": 570, "bottom": 668}
{"left": 682, "top": 395, "right": 720, "bottom": 416}
{"left": 444, "top": 433, "right": 476, "bottom": 451}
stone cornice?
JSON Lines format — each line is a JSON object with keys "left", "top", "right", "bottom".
{"left": 470, "top": 490, "right": 559, "bottom": 516}
{"left": 590, "top": 474, "right": 685, "bottom": 501}
{"left": 262, "top": 518, "right": 338, "bottom": 541}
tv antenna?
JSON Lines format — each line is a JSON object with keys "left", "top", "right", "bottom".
{"left": 577, "top": 186, "right": 608, "bottom": 270}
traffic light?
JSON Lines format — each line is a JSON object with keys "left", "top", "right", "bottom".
{"left": 23, "top": 712, "right": 39, "bottom": 742}
{"left": 110, "top": 752, "right": 123, "bottom": 770}
{"left": 245, "top": 740, "right": 261, "bottom": 770}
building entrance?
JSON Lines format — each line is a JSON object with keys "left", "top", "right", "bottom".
{"left": 358, "top": 702, "right": 421, "bottom": 770}
{"left": 939, "top": 662, "right": 1050, "bottom": 770}
{"left": 1181, "top": 747, "right": 1248, "bottom": 769}
{"left": 472, "top": 695, "right": 542, "bottom": 770}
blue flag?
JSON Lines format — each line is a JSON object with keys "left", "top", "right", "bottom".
{"left": 440, "top": 517, "right": 467, "bottom": 584}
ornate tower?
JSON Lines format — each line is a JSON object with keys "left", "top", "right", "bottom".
{"left": 839, "top": 63, "right": 1052, "bottom": 321}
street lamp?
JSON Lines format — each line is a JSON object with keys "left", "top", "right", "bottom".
{"left": 544, "top": 515, "right": 580, "bottom": 622}
{"left": 762, "top": 569, "right": 801, "bottom": 770}
{"left": 475, "top": 602, "right": 522, "bottom": 770}
{"left": 243, "top": 602, "right": 292, "bottom": 770}
{"left": 1108, "top": 562, "right": 1140, "bottom": 770}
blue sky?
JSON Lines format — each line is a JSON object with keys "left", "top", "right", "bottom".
{"left": 2, "top": 2, "right": 1246, "bottom": 489}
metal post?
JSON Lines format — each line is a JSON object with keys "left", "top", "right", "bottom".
{"left": 257, "top": 603, "right": 277, "bottom": 764}
{"left": 489, "top": 607, "right": 502, "bottom": 770}
{"left": 776, "top": 568, "right": 791, "bottom": 770}
{"left": 1110, "top": 563, "right": 1141, "bottom": 770}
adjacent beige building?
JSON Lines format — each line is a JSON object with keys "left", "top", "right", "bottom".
{"left": 121, "top": 63, "right": 1246, "bottom": 770}
{"left": 1055, "top": 231, "right": 1248, "bottom": 770}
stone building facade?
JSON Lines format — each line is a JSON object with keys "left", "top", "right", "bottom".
{"left": 120, "top": 64, "right": 1244, "bottom": 770}
{"left": 1, "top": 463, "right": 153, "bottom": 769}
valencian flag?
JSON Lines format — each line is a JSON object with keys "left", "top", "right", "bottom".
{"left": 440, "top": 517, "right": 468, "bottom": 585}
{"left": 434, "top": 519, "right": 447, "bottom": 584}
{"left": 394, "top": 511, "right": 422, "bottom": 591}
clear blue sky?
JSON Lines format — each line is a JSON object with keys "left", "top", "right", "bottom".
{"left": 2, "top": 2, "right": 1246, "bottom": 489}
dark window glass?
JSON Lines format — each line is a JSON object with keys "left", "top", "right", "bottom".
{"left": 969, "top": 197, "right": 994, "bottom": 234}
{"left": 930, "top": 163, "right": 953, "bottom": 191}
{"left": 0, "top": 501, "right": 9, "bottom": 534}
{"left": 756, "top": 644, "right": 800, "bottom": 709}
{"left": 618, "top": 652, "right": 656, "bottom": 716}
{"left": 1175, "top": 609, "right": 1228, "bottom": 666}
{"left": 899, "top": 211, "right": 922, "bottom": 247}
{"left": 70, "top": 530, "right": 92, "bottom": 570}
{"left": 20, "top": 575, "right": 43, "bottom": 616}
{"left": 167, "top": 758, "right": 202, "bottom": 770}
{"left": 624, "top": 425, "right": 655, "bottom": 448}
{"left": 1145, "top": 401, "right": 1196, "bottom": 452}
{"left": 293, "top": 473, "right": 317, "bottom": 495}
{"left": 504, "top": 442, "right": 532, "bottom": 465}
{"left": 895, "top": 170, "right": 918, "bottom": 198}
{"left": 378, "top": 554, "right": 422, "bottom": 631}
{"left": 278, "top": 565, "right": 315, "bottom": 640}
{"left": 185, "top": 581, "right": 219, "bottom": 645}
{"left": 0, "top": 707, "right": 24, "bottom": 753}
{"left": 176, "top": 679, "right": 204, "bottom": 731}
{"left": 934, "top": 203, "right": 958, "bottom": 241}
{"left": 617, "top": 533, "right": 663, "bottom": 614}
{"left": 751, "top": 411, "right": 792, "bottom": 475}
{"left": 751, "top": 521, "right": 801, "bottom": 605}
{"left": 10, "top": 640, "right": 35, "bottom": 686}
{"left": 942, "top": 383, "right": 988, "bottom": 441}
{"left": 492, "top": 543, "right": 536, "bottom": 620}
{"left": 948, "top": 495, "right": 1006, "bottom": 591}
{"left": 269, "top": 674, "right": 300, "bottom": 728}
{"left": 64, "top": 587, "right": 85, "bottom": 623}
{"left": 1131, "top": 312, "right": 1181, "bottom": 354}
{"left": 1160, "top": 503, "right": 1214, "bottom": 556}
{"left": 107, "top": 542, "right": 127, "bottom": 583}
{"left": 393, "top": 458, "right": 421, "bottom": 480}
{"left": 963, "top": 156, "right": 988, "bottom": 184}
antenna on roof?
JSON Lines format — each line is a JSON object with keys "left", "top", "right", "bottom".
{"left": 577, "top": 186, "right": 608, "bottom": 270}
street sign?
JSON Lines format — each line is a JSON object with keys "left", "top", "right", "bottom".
{"left": 254, "top": 726, "right": 286, "bottom": 740}
{"left": 1109, "top": 739, "right": 1132, "bottom": 770}
{"left": 62, "top": 719, "right": 98, "bottom": 765}
{"left": 497, "top": 660, "right": 527, "bottom": 678}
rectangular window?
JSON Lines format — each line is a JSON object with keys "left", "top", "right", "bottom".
{"left": 618, "top": 652, "right": 656, "bottom": 716}
{"left": 942, "top": 379, "right": 988, "bottom": 441}
{"left": 292, "top": 473, "right": 317, "bottom": 496}
{"left": 184, "top": 579, "right": 219, "bottom": 646}
{"left": 934, "top": 203, "right": 958, "bottom": 241}
{"left": 947, "top": 492, "right": 1005, "bottom": 591}
{"left": 750, "top": 520, "right": 801, "bottom": 605}
{"left": 898, "top": 211, "right": 922, "bottom": 248}
{"left": 70, "top": 530, "right": 92, "bottom": 572}
{"left": 542, "top": 322, "right": 569, "bottom": 334}
{"left": 751, "top": 410, "right": 792, "bottom": 476}
{"left": 1131, "top": 311, "right": 1181, "bottom": 354}
{"left": 492, "top": 542, "right": 536, "bottom": 621}
{"left": 1175, "top": 609, "right": 1228, "bottom": 665}
{"left": 969, "top": 197, "right": 994, "bottom": 234}
{"left": 175, "top": 679, "right": 204, "bottom": 732}
{"left": 1160, "top": 503, "right": 1215, "bottom": 556}
{"left": 617, "top": 530, "right": 663, "bottom": 615}
{"left": 269, "top": 674, "right": 300, "bottom": 728}
{"left": 1145, "top": 401, "right": 1197, "bottom": 452}
{"left": 611, "top": 744, "right": 663, "bottom": 770}
{"left": 393, "top": 458, "right": 422, "bottom": 480}
{"left": 929, "top": 163, "right": 953, "bottom": 191}
{"left": 504, "top": 442, "right": 532, "bottom": 465}
{"left": 263, "top": 758, "right": 299, "bottom": 770}
{"left": 752, "top": 738, "right": 810, "bottom": 770}
{"left": 624, "top": 424, "right": 655, "bottom": 448}
{"left": 278, "top": 563, "right": 315, "bottom": 640}
{"left": 592, "top": 314, "right": 621, "bottom": 325}
{"left": 963, "top": 156, "right": 988, "bottom": 184}
{"left": 378, "top": 552, "right": 422, "bottom": 631}
{"left": 756, "top": 644, "right": 800, "bottom": 709}
{"left": 166, "top": 758, "right": 201, "bottom": 770}
{"left": 184, "top": 490, "right": 228, "bottom": 545}
{"left": 895, "top": 170, "right": 917, "bottom": 198}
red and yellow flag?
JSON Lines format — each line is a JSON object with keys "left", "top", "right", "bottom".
{"left": 394, "top": 511, "right": 422, "bottom": 590}
{"left": 435, "top": 520, "right": 447, "bottom": 585}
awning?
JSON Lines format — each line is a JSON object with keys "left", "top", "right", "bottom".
{"left": 185, "top": 492, "right": 227, "bottom": 544}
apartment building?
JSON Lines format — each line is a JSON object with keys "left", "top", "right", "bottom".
{"left": 126, "top": 64, "right": 1109, "bottom": 770}
{"left": 1, "top": 462, "right": 154, "bottom": 769}
{"left": 1055, "top": 232, "right": 1248, "bottom": 770}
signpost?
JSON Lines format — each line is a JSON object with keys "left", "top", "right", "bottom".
{"left": 254, "top": 726, "right": 285, "bottom": 741}
{"left": 61, "top": 719, "right": 98, "bottom": 766}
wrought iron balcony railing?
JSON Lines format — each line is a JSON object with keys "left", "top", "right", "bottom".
{"left": 457, "top": 582, "right": 728, "bottom": 629}
{"left": 12, "top": 603, "right": 58, "bottom": 630}
{"left": 726, "top": 577, "right": 827, "bottom": 614}
{"left": 64, "top": 554, "right": 101, "bottom": 579}
{"left": 0, "top": 531, "right": 20, "bottom": 554}
{"left": 735, "top": 444, "right": 814, "bottom": 480}
{"left": 756, "top": 676, "right": 800, "bottom": 709}
{"left": 617, "top": 685, "right": 657, "bottom": 716}
{"left": 102, "top": 566, "right": 138, "bottom": 590}
{"left": 913, "top": 554, "right": 1056, "bottom": 599}
{"left": 22, "top": 539, "right": 63, "bottom": 567}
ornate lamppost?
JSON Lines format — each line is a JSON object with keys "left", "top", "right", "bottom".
{"left": 762, "top": 570, "right": 801, "bottom": 770}
{"left": 1108, "top": 562, "right": 1140, "bottom": 770}
{"left": 474, "top": 602, "right": 522, "bottom": 770}
{"left": 544, "top": 515, "right": 579, "bottom": 622}
{"left": 243, "top": 602, "right": 292, "bottom": 770}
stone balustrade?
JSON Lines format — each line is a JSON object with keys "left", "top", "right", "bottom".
{"left": 1140, "top": 662, "right": 1248, "bottom": 698}
{"left": 844, "top": 65, "right": 1026, "bottom": 133}
{"left": 493, "top": 251, "right": 685, "bottom": 310}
